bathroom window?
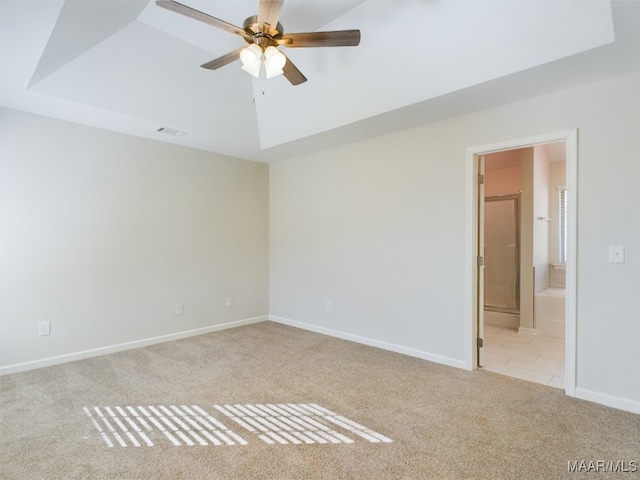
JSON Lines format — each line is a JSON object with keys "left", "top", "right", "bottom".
{"left": 559, "top": 186, "right": 567, "bottom": 264}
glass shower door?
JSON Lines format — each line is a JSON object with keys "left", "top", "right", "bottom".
{"left": 484, "top": 195, "right": 520, "bottom": 313}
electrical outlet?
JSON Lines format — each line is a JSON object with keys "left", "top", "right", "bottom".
{"left": 225, "top": 297, "right": 233, "bottom": 307}
{"left": 175, "top": 303, "right": 183, "bottom": 315}
{"left": 326, "top": 301, "right": 332, "bottom": 312}
{"left": 38, "top": 321, "right": 50, "bottom": 336}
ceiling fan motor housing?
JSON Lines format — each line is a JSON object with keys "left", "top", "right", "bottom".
{"left": 243, "top": 15, "right": 284, "bottom": 49}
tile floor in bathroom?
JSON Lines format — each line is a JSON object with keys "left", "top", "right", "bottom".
{"left": 481, "top": 324, "right": 565, "bottom": 389}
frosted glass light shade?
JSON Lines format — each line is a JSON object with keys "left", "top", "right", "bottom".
{"left": 240, "top": 44, "right": 262, "bottom": 78}
{"left": 241, "top": 62, "right": 261, "bottom": 78}
{"left": 263, "top": 46, "right": 286, "bottom": 79}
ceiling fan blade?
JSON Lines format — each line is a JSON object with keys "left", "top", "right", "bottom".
{"left": 200, "top": 47, "right": 245, "bottom": 70}
{"left": 282, "top": 55, "right": 307, "bottom": 86}
{"left": 280, "top": 30, "right": 361, "bottom": 48}
{"left": 156, "top": 0, "right": 251, "bottom": 40}
{"left": 257, "top": 0, "right": 284, "bottom": 32}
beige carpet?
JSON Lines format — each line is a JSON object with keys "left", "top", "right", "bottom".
{"left": 1, "top": 321, "right": 638, "bottom": 479}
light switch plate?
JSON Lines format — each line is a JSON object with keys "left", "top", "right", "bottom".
{"left": 609, "top": 245, "right": 624, "bottom": 264}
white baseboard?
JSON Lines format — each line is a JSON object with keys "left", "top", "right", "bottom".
{"left": 269, "top": 315, "right": 467, "bottom": 370}
{"left": 518, "top": 327, "right": 537, "bottom": 335}
{"left": 484, "top": 311, "right": 519, "bottom": 329}
{"left": 575, "top": 387, "right": 640, "bottom": 415}
{"left": 0, "top": 315, "right": 268, "bottom": 376}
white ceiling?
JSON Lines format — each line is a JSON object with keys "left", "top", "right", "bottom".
{"left": 1, "top": 0, "right": 638, "bottom": 163}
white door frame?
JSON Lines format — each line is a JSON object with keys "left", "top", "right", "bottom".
{"left": 465, "top": 129, "right": 578, "bottom": 397}
{"left": 477, "top": 155, "right": 485, "bottom": 367}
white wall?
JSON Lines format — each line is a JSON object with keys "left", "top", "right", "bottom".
{"left": 533, "top": 145, "right": 550, "bottom": 267}
{"left": 269, "top": 72, "right": 640, "bottom": 412}
{"left": 0, "top": 108, "right": 269, "bottom": 369}
{"left": 2, "top": 73, "right": 638, "bottom": 413}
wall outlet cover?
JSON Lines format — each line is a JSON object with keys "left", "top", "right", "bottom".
{"left": 38, "top": 321, "right": 51, "bottom": 336}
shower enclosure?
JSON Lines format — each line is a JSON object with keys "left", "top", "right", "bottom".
{"left": 484, "top": 195, "right": 520, "bottom": 314}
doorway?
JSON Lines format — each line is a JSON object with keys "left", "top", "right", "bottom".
{"left": 466, "top": 130, "right": 577, "bottom": 397}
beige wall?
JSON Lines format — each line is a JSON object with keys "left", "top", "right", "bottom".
{"left": 533, "top": 145, "right": 550, "bottom": 267}
{"left": 270, "top": 72, "right": 640, "bottom": 412}
{"left": 485, "top": 169, "right": 521, "bottom": 197}
{"left": 1, "top": 72, "right": 638, "bottom": 413}
{"left": 0, "top": 109, "right": 269, "bottom": 368}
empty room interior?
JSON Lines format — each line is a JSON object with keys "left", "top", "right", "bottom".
{"left": 1, "top": 0, "right": 639, "bottom": 478}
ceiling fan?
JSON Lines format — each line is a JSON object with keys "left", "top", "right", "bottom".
{"left": 156, "top": 0, "right": 361, "bottom": 85}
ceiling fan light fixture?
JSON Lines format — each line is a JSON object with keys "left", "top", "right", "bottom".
{"left": 241, "top": 62, "right": 262, "bottom": 78}
{"left": 240, "top": 44, "right": 262, "bottom": 77}
{"left": 264, "top": 46, "right": 286, "bottom": 69}
{"left": 264, "top": 65, "right": 283, "bottom": 79}
{"left": 157, "top": 0, "right": 361, "bottom": 86}
{"left": 263, "top": 46, "right": 286, "bottom": 78}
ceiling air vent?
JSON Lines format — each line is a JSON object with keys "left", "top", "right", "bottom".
{"left": 154, "top": 126, "right": 186, "bottom": 137}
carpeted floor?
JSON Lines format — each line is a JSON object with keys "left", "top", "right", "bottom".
{"left": 1, "top": 321, "right": 638, "bottom": 479}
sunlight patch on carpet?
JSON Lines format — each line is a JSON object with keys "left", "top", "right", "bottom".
{"left": 214, "top": 403, "right": 393, "bottom": 445}
{"left": 83, "top": 403, "right": 392, "bottom": 447}
{"left": 83, "top": 405, "right": 247, "bottom": 448}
